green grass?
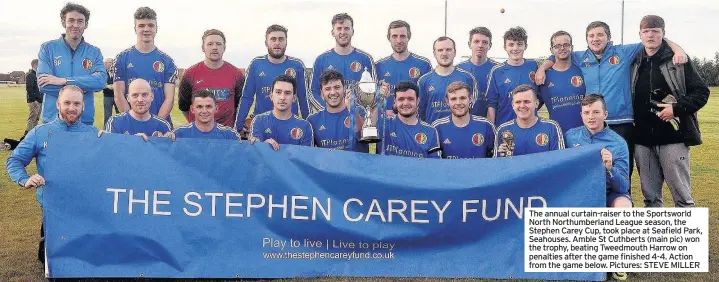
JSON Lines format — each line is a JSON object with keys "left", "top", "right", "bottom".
{"left": 1, "top": 86, "right": 716, "bottom": 281}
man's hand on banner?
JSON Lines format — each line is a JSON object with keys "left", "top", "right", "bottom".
{"left": 264, "top": 138, "right": 280, "bottom": 151}
{"left": 134, "top": 133, "right": 149, "bottom": 142}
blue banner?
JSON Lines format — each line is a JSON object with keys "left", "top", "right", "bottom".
{"left": 42, "top": 132, "right": 606, "bottom": 280}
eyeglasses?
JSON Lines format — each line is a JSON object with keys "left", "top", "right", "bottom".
{"left": 552, "top": 43, "right": 572, "bottom": 50}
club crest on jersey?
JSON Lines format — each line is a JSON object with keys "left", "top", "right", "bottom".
{"left": 535, "top": 133, "right": 549, "bottom": 146}
{"left": 609, "top": 55, "right": 620, "bottom": 65}
{"left": 472, "top": 133, "right": 484, "bottom": 146}
{"left": 571, "top": 75, "right": 584, "bottom": 87}
{"left": 344, "top": 116, "right": 351, "bottom": 128}
{"left": 415, "top": 132, "right": 428, "bottom": 144}
{"left": 350, "top": 61, "right": 362, "bottom": 72}
{"left": 82, "top": 58, "right": 92, "bottom": 70}
{"left": 285, "top": 68, "right": 296, "bottom": 78}
{"left": 53, "top": 56, "right": 62, "bottom": 66}
{"left": 529, "top": 71, "right": 536, "bottom": 83}
{"left": 151, "top": 131, "right": 163, "bottom": 137}
{"left": 409, "top": 67, "right": 421, "bottom": 78}
{"left": 153, "top": 61, "right": 165, "bottom": 72}
{"left": 290, "top": 128, "right": 303, "bottom": 140}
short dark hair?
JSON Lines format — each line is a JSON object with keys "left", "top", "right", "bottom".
{"left": 394, "top": 81, "right": 419, "bottom": 98}
{"left": 266, "top": 24, "right": 288, "bottom": 38}
{"left": 192, "top": 89, "right": 216, "bottom": 103}
{"left": 640, "top": 15, "right": 665, "bottom": 32}
{"left": 446, "top": 81, "right": 471, "bottom": 99}
{"left": 469, "top": 27, "right": 492, "bottom": 43}
{"left": 202, "top": 29, "right": 226, "bottom": 44}
{"left": 550, "top": 30, "right": 572, "bottom": 48}
{"left": 60, "top": 2, "right": 90, "bottom": 23}
{"left": 503, "top": 26, "right": 528, "bottom": 46}
{"left": 31, "top": 59, "right": 38, "bottom": 67}
{"left": 271, "top": 75, "right": 297, "bottom": 94}
{"left": 134, "top": 7, "right": 157, "bottom": 21}
{"left": 387, "top": 20, "right": 411, "bottom": 40}
{"left": 319, "top": 69, "right": 344, "bottom": 88}
{"left": 581, "top": 93, "right": 606, "bottom": 110}
{"left": 511, "top": 84, "right": 537, "bottom": 100}
{"left": 331, "top": 13, "right": 353, "bottom": 27}
{"left": 586, "top": 21, "right": 611, "bottom": 40}
{"left": 433, "top": 36, "right": 456, "bottom": 50}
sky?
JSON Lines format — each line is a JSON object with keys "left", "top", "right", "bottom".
{"left": 0, "top": 0, "right": 717, "bottom": 73}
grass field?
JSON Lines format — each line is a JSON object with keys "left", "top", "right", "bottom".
{"left": 0, "top": 86, "right": 716, "bottom": 281}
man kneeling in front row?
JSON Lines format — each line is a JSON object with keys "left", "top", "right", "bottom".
{"left": 565, "top": 94, "right": 632, "bottom": 208}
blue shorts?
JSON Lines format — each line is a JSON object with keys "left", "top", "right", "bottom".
{"left": 607, "top": 193, "right": 632, "bottom": 207}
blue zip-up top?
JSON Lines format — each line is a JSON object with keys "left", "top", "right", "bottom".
{"left": 5, "top": 117, "right": 98, "bottom": 206}
{"left": 565, "top": 124, "right": 629, "bottom": 195}
{"left": 37, "top": 34, "right": 107, "bottom": 125}
{"left": 551, "top": 42, "right": 642, "bottom": 124}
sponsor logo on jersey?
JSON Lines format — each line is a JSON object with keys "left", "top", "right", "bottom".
{"left": 264, "top": 128, "right": 272, "bottom": 134}
{"left": 327, "top": 65, "right": 335, "bottom": 70}
{"left": 82, "top": 58, "right": 92, "bottom": 70}
{"left": 350, "top": 61, "right": 362, "bottom": 72}
{"left": 472, "top": 133, "right": 484, "bottom": 146}
{"left": 390, "top": 132, "right": 397, "bottom": 137}
{"left": 609, "top": 55, "right": 620, "bottom": 65}
{"left": 53, "top": 56, "right": 62, "bottom": 66}
{"left": 127, "top": 63, "right": 134, "bottom": 68}
{"left": 443, "top": 138, "right": 451, "bottom": 144}
{"left": 548, "top": 82, "right": 555, "bottom": 88}
{"left": 290, "top": 128, "right": 304, "bottom": 139}
{"left": 153, "top": 61, "right": 165, "bottom": 72}
{"left": 428, "top": 86, "right": 435, "bottom": 92}
{"left": 319, "top": 125, "right": 326, "bottom": 131}
{"left": 504, "top": 78, "right": 511, "bottom": 84}
{"left": 535, "top": 133, "right": 549, "bottom": 146}
{"left": 259, "top": 71, "right": 266, "bottom": 77}
{"left": 571, "top": 75, "right": 584, "bottom": 87}
{"left": 384, "top": 71, "right": 391, "bottom": 77}
{"left": 415, "top": 132, "right": 428, "bottom": 144}
{"left": 409, "top": 67, "right": 421, "bottom": 78}
{"left": 285, "top": 68, "right": 296, "bottom": 78}
{"left": 344, "top": 116, "right": 351, "bottom": 128}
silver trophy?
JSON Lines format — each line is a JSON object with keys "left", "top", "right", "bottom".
{"left": 351, "top": 68, "right": 382, "bottom": 143}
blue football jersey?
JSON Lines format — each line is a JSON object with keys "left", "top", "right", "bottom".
{"left": 377, "top": 116, "right": 440, "bottom": 159}
{"left": 113, "top": 46, "right": 178, "bottom": 123}
{"left": 173, "top": 122, "right": 240, "bottom": 140}
{"left": 417, "top": 68, "right": 478, "bottom": 124}
{"left": 375, "top": 53, "right": 432, "bottom": 110}
{"left": 486, "top": 60, "right": 538, "bottom": 125}
{"left": 250, "top": 111, "right": 314, "bottom": 146}
{"left": 432, "top": 115, "right": 497, "bottom": 159}
{"left": 456, "top": 59, "right": 499, "bottom": 117}
{"left": 494, "top": 118, "right": 565, "bottom": 157}
{"left": 310, "top": 48, "right": 375, "bottom": 112}
{"left": 237, "top": 55, "right": 309, "bottom": 123}
{"left": 306, "top": 108, "right": 369, "bottom": 152}
{"left": 104, "top": 112, "right": 172, "bottom": 136}
{"left": 538, "top": 65, "right": 586, "bottom": 134}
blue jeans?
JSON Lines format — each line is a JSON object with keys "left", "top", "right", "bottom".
{"left": 103, "top": 96, "right": 118, "bottom": 127}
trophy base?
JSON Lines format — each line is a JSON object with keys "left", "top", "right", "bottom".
{"left": 359, "top": 127, "right": 381, "bottom": 144}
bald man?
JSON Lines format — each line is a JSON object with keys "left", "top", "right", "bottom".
{"left": 5, "top": 85, "right": 98, "bottom": 264}
{"left": 104, "top": 78, "right": 172, "bottom": 138}
{"left": 103, "top": 58, "right": 118, "bottom": 125}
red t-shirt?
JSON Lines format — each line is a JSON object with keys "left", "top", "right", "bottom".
{"left": 179, "top": 61, "right": 244, "bottom": 127}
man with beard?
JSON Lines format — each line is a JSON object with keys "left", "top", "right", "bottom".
{"left": 310, "top": 13, "right": 375, "bottom": 113}
{"left": 432, "top": 82, "right": 496, "bottom": 159}
{"left": 486, "top": 26, "right": 538, "bottom": 126}
{"left": 457, "top": 27, "right": 498, "bottom": 117}
{"left": 173, "top": 90, "right": 241, "bottom": 140}
{"left": 375, "top": 20, "right": 432, "bottom": 116}
{"left": 37, "top": 2, "right": 107, "bottom": 125}
{"left": 5, "top": 85, "right": 98, "bottom": 265}
{"left": 495, "top": 85, "right": 564, "bottom": 157}
{"left": 537, "top": 31, "right": 586, "bottom": 134}
{"left": 104, "top": 79, "right": 172, "bottom": 138}
{"left": 249, "top": 75, "right": 314, "bottom": 150}
{"left": 179, "top": 29, "right": 244, "bottom": 127}
{"left": 377, "top": 81, "right": 441, "bottom": 158}
{"left": 113, "top": 7, "right": 178, "bottom": 124}
{"left": 418, "top": 36, "right": 477, "bottom": 124}
{"left": 237, "top": 24, "right": 309, "bottom": 134}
